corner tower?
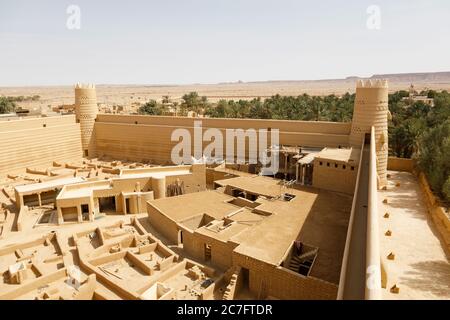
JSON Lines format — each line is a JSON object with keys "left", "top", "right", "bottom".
{"left": 75, "top": 83, "right": 98, "bottom": 158}
{"left": 349, "top": 79, "right": 389, "bottom": 186}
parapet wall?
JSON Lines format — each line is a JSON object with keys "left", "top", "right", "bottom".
{"left": 387, "top": 157, "right": 414, "bottom": 172}
{"left": 96, "top": 114, "right": 352, "bottom": 134}
{"left": 95, "top": 115, "right": 352, "bottom": 164}
{"left": 0, "top": 116, "right": 83, "bottom": 176}
{"left": 417, "top": 172, "right": 450, "bottom": 254}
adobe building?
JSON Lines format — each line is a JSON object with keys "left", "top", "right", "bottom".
{"left": 54, "top": 164, "right": 205, "bottom": 224}
{"left": 0, "top": 81, "right": 448, "bottom": 300}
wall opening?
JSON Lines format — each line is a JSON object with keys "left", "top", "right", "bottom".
{"left": 23, "top": 194, "right": 39, "bottom": 207}
{"left": 241, "top": 267, "right": 250, "bottom": 289}
{"left": 125, "top": 198, "right": 130, "bottom": 214}
{"left": 204, "top": 243, "right": 211, "bottom": 262}
{"left": 61, "top": 207, "right": 78, "bottom": 222}
{"left": 246, "top": 193, "right": 258, "bottom": 201}
{"left": 99, "top": 196, "right": 116, "bottom": 214}
{"left": 232, "top": 188, "right": 245, "bottom": 198}
{"left": 81, "top": 204, "right": 89, "bottom": 221}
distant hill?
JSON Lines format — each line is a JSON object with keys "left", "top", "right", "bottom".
{"left": 350, "top": 71, "right": 450, "bottom": 83}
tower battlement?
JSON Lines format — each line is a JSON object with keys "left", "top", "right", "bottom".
{"left": 75, "top": 83, "right": 96, "bottom": 89}
{"left": 350, "top": 80, "right": 389, "bottom": 186}
{"left": 356, "top": 79, "right": 388, "bottom": 89}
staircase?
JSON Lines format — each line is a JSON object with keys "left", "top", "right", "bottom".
{"left": 288, "top": 249, "right": 318, "bottom": 275}
{"left": 222, "top": 267, "right": 241, "bottom": 300}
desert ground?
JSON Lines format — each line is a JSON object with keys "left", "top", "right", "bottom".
{"left": 1, "top": 73, "right": 450, "bottom": 114}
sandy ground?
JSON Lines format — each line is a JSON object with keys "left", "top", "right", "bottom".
{"left": 379, "top": 171, "right": 450, "bottom": 300}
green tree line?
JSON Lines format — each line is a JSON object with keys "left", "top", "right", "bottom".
{"left": 0, "top": 96, "right": 17, "bottom": 114}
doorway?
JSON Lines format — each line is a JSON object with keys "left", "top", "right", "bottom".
{"left": 125, "top": 198, "right": 130, "bottom": 214}
{"left": 81, "top": 204, "right": 89, "bottom": 221}
{"left": 241, "top": 267, "right": 250, "bottom": 289}
{"left": 99, "top": 196, "right": 116, "bottom": 214}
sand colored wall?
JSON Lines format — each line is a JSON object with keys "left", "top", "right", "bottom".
{"left": 232, "top": 252, "right": 338, "bottom": 300}
{"left": 349, "top": 80, "right": 389, "bottom": 186}
{"left": 417, "top": 172, "right": 450, "bottom": 253}
{"left": 312, "top": 160, "right": 358, "bottom": 194}
{"left": 54, "top": 164, "right": 205, "bottom": 220}
{"left": 75, "top": 84, "right": 98, "bottom": 157}
{"left": 94, "top": 115, "right": 351, "bottom": 164}
{"left": 387, "top": 157, "right": 414, "bottom": 172}
{"left": 147, "top": 202, "right": 179, "bottom": 244}
{"left": 0, "top": 116, "right": 82, "bottom": 176}
{"left": 182, "top": 229, "right": 236, "bottom": 271}
{"left": 96, "top": 114, "right": 352, "bottom": 134}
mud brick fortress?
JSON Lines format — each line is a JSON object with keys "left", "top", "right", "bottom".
{"left": 0, "top": 81, "right": 448, "bottom": 300}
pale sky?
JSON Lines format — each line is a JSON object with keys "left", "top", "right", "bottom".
{"left": 0, "top": 0, "right": 449, "bottom": 86}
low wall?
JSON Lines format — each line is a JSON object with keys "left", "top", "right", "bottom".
{"left": 233, "top": 252, "right": 337, "bottom": 300}
{"left": 387, "top": 157, "right": 414, "bottom": 172}
{"left": 417, "top": 172, "right": 450, "bottom": 254}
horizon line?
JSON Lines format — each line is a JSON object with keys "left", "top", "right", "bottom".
{"left": 1, "top": 70, "right": 450, "bottom": 89}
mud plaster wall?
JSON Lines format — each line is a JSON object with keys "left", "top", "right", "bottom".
{"left": 232, "top": 252, "right": 338, "bottom": 300}
{"left": 94, "top": 115, "right": 351, "bottom": 164}
{"left": 0, "top": 116, "right": 82, "bottom": 175}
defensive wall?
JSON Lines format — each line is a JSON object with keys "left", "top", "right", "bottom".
{"left": 94, "top": 114, "right": 352, "bottom": 164}
{"left": 0, "top": 115, "right": 82, "bottom": 176}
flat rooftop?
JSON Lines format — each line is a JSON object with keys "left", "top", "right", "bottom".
{"left": 315, "top": 147, "right": 360, "bottom": 164}
{"left": 215, "top": 175, "right": 291, "bottom": 198}
{"left": 119, "top": 169, "right": 191, "bottom": 180}
{"left": 15, "top": 177, "right": 84, "bottom": 194}
{"left": 57, "top": 180, "right": 112, "bottom": 199}
{"left": 149, "top": 190, "right": 237, "bottom": 222}
{"left": 150, "top": 175, "right": 353, "bottom": 283}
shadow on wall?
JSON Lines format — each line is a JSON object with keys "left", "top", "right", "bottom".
{"left": 399, "top": 260, "right": 450, "bottom": 298}
{"left": 296, "top": 188, "right": 353, "bottom": 284}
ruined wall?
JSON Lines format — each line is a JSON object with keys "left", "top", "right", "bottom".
{"left": 233, "top": 252, "right": 338, "bottom": 300}
{"left": 0, "top": 116, "right": 83, "bottom": 176}
{"left": 94, "top": 115, "right": 351, "bottom": 164}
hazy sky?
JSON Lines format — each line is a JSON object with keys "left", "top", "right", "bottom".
{"left": 0, "top": 0, "right": 449, "bottom": 86}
